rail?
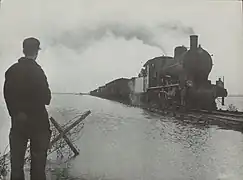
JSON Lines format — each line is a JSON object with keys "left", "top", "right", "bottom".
{"left": 191, "top": 109, "right": 243, "bottom": 118}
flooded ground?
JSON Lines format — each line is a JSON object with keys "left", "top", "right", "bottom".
{"left": 1, "top": 95, "right": 243, "bottom": 180}
{"left": 216, "top": 96, "right": 243, "bottom": 112}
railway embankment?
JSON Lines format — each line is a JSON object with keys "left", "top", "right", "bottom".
{"left": 90, "top": 94, "right": 243, "bottom": 132}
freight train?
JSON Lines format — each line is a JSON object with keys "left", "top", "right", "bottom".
{"left": 90, "top": 35, "right": 228, "bottom": 111}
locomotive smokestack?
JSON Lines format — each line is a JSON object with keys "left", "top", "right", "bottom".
{"left": 190, "top": 35, "right": 198, "bottom": 50}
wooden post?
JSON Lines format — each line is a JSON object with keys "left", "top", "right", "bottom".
{"left": 50, "top": 117, "right": 80, "bottom": 156}
{"left": 0, "top": 110, "right": 91, "bottom": 165}
{"left": 50, "top": 110, "right": 91, "bottom": 146}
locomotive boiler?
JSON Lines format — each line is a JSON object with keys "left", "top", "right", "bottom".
{"left": 160, "top": 35, "right": 213, "bottom": 84}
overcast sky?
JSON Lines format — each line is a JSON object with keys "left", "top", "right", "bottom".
{"left": 0, "top": 0, "right": 242, "bottom": 94}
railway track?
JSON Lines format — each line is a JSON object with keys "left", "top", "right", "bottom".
{"left": 91, "top": 95, "right": 243, "bottom": 131}
{"left": 109, "top": 97, "right": 243, "bottom": 121}
{"left": 190, "top": 109, "right": 243, "bottom": 122}
{"left": 139, "top": 105, "right": 243, "bottom": 125}
{"left": 143, "top": 107, "right": 243, "bottom": 132}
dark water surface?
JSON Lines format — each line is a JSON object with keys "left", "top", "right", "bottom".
{"left": 48, "top": 95, "right": 243, "bottom": 180}
{"left": 1, "top": 95, "right": 243, "bottom": 180}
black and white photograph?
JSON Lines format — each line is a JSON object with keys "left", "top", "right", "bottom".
{"left": 0, "top": 0, "right": 243, "bottom": 180}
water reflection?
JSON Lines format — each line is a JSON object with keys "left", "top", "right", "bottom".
{"left": 16, "top": 95, "right": 243, "bottom": 179}
{"left": 45, "top": 95, "right": 243, "bottom": 180}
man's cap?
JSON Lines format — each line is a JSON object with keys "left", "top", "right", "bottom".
{"left": 23, "top": 37, "right": 41, "bottom": 50}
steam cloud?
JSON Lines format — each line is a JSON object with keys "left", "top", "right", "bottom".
{"left": 50, "top": 21, "right": 195, "bottom": 55}
{"left": 157, "top": 21, "right": 195, "bottom": 35}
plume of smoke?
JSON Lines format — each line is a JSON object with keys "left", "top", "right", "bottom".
{"left": 50, "top": 21, "right": 195, "bottom": 55}
{"left": 50, "top": 23, "right": 166, "bottom": 53}
{"left": 157, "top": 21, "right": 195, "bottom": 35}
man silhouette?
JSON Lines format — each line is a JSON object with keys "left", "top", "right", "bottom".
{"left": 3, "top": 37, "right": 52, "bottom": 180}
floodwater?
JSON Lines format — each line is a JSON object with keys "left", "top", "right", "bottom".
{"left": 217, "top": 96, "right": 243, "bottom": 112}
{"left": 1, "top": 95, "right": 243, "bottom": 180}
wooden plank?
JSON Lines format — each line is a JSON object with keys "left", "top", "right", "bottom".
{"left": 50, "top": 117, "right": 79, "bottom": 156}
{"left": 50, "top": 110, "right": 91, "bottom": 146}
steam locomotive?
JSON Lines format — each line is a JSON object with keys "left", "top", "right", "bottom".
{"left": 142, "top": 35, "right": 227, "bottom": 110}
{"left": 91, "top": 35, "right": 227, "bottom": 111}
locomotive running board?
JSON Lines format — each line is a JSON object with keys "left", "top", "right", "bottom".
{"left": 147, "top": 84, "right": 180, "bottom": 90}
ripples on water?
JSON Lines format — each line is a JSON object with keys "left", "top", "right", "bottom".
{"left": 1, "top": 95, "right": 243, "bottom": 180}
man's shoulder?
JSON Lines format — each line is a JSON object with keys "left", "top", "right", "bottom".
{"left": 32, "top": 62, "right": 46, "bottom": 76}
{"left": 5, "top": 58, "right": 47, "bottom": 81}
{"left": 5, "top": 62, "right": 19, "bottom": 77}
